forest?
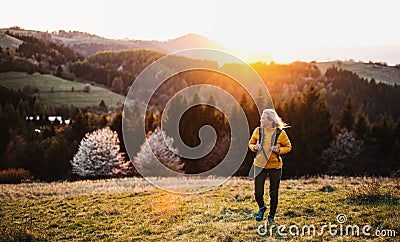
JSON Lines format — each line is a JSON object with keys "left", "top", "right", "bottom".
{"left": 0, "top": 32, "right": 399, "bottom": 182}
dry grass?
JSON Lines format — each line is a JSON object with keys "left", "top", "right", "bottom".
{"left": 0, "top": 176, "right": 399, "bottom": 241}
{"left": 0, "top": 176, "right": 233, "bottom": 198}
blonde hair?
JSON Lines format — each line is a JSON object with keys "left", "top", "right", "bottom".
{"left": 261, "top": 109, "right": 289, "bottom": 129}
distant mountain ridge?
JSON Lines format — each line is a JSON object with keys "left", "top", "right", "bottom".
{"left": 1, "top": 27, "right": 399, "bottom": 85}
{"left": 160, "top": 33, "right": 230, "bottom": 52}
{"left": 0, "top": 28, "right": 229, "bottom": 56}
{"left": 0, "top": 27, "right": 273, "bottom": 64}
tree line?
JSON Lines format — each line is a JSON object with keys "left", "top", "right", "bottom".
{"left": 0, "top": 32, "right": 399, "bottom": 181}
{"left": 0, "top": 86, "right": 139, "bottom": 181}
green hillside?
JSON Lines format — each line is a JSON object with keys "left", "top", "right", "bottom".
{"left": 0, "top": 33, "right": 23, "bottom": 50}
{"left": 316, "top": 61, "right": 400, "bottom": 85}
{"left": 0, "top": 72, "right": 125, "bottom": 108}
{"left": 0, "top": 176, "right": 398, "bottom": 241}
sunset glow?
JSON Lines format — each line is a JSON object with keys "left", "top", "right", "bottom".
{"left": 1, "top": 0, "right": 399, "bottom": 64}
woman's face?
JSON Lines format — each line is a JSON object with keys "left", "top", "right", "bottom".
{"left": 260, "top": 115, "right": 272, "bottom": 128}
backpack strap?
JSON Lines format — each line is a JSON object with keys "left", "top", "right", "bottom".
{"left": 259, "top": 126, "right": 264, "bottom": 147}
{"left": 273, "top": 128, "right": 282, "bottom": 146}
{"left": 258, "top": 127, "right": 269, "bottom": 162}
{"left": 272, "top": 128, "right": 282, "bottom": 162}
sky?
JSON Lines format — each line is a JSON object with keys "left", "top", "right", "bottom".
{"left": 1, "top": 0, "right": 399, "bottom": 64}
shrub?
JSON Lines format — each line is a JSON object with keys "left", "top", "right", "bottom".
{"left": 0, "top": 168, "right": 33, "bottom": 184}
{"left": 346, "top": 177, "right": 399, "bottom": 205}
{"left": 321, "top": 129, "right": 363, "bottom": 175}
{"left": 21, "top": 84, "right": 39, "bottom": 95}
{"left": 83, "top": 84, "right": 91, "bottom": 93}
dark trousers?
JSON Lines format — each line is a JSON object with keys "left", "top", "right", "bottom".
{"left": 254, "top": 167, "right": 282, "bottom": 217}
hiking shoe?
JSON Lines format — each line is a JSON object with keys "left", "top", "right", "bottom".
{"left": 255, "top": 205, "right": 267, "bottom": 221}
{"left": 267, "top": 214, "right": 275, "bottom": 224}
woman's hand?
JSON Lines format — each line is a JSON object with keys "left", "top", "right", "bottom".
{"left": 254, "top": 144, "right": 262, "bottom": 151}
{"left": 271, "top": 145, "right": 280, "bottom": 154}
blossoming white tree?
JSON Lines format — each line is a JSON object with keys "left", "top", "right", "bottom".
{"left": 321, "top": 129, "right": 363, "bottom": 175}
{"left": 71, "top": 127, "right": 128, "bottom": 177}
{"left": 133, "top": 128, "right": 183, "bottom": 177}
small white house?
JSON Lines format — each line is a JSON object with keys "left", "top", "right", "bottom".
{"left": 25, "top": 116, "right": 71, "bottom": 125}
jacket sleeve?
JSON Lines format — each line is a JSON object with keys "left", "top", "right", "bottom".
{"left": 277, "top": 130, "right": 292, "bottom": 155}
{"left": 248, "top": 127, "right": 259, "bottom": 152}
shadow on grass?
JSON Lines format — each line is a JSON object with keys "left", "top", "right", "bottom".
{"left": 319, "top": 185, "right": 337, "bottom": 192}
{"left": 0, "top": 226, "right": 48, "bottom": 242}
{"left": 346, "top": 194, "right": 399, "bottom": 206}
{"left": 345, "top": 178, "right": 400, "bottom": 206}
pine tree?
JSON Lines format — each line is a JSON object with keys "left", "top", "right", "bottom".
{"left": 162, "top": 94, "right": 187, "bottom": 147}
{"left": 122, "top": 102, "right": 145, "bottom": 159}
{"left": 298, "top": 84, "right": 333, "bottom": 174}
{"left": 354, "top": 112, "right": 370, "bottom": 140}
{"left": 339, "top": 96, "right": 355, "bottom": 131}
{"left": 255, "top": 88, "right": 267, "bottom": 112}
{"left": 72, "top": 111, "right": 89, "bottom": 139}
{"left": 71, "top": 127, "right": 127, "bottom": 178}
{"left": 0, "top": 105, "right": 9, "bottom": 154}
{"left": 190, "top": 93, "right": 201, "bottom": 106}
{"left": 110, "top": 113, "right": 123, "bottom": 147}
{"left": 239, "top": 93, "right": 259, "bottom": 131}
{"left": 133, "top": 128, "right": 183, "bottom": 177}
{"left": 99, "top": 100, "right": 107, "bottom": 112}
{"left": 373, "top": 115, "right": 395, "bottom": 159}
{"left": 207, "top": 95, "right": 216, "bottom": 107}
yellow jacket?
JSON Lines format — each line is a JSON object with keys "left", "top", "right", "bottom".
{"left": 248, "top": 127, "right": 292, "bottom": 169}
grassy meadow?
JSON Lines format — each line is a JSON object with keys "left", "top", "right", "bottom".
{"left": 0, "top": 72, "right": 125, "bottom": 108}
{"left": 0, "top": 176, "right": 399, "bottom": 241}
{"left": 315, "top": 61, "right": 400, "bottom": 85}
{"left": 0, "top": 33, "right": 23, "bottom": 50}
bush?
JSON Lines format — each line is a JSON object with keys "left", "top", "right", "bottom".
{"left": 83, "top": 84, "right": 91, "bottom": 93}
{"left": 346, "top": 177, "right": 399, "bottom": 205}
{"left": 0, "top": 168, "right": 33, "bottom": 184}
{"left": 321, "top": 129, "right": 363, "bottom": 175}
{"left": 21, "top": 84, "right": 39, "bottom": 95}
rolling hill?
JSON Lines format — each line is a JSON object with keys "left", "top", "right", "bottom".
{"left": 0, "top": 32, "right": 23, "bottom": 50}
{"left": 0, "top": 28, "right": 231, "bottom": 57}
{"left": 316, "top": 61, "right": 400, "bottom": 85}
{"left": 0, "top": 27, "right": 272, "bottom": 64}
{"left": 0, "top": 27, "right": 399, "bottom": 85}
{"left": 0, "top": 72, "right": 125, "bottom": 108}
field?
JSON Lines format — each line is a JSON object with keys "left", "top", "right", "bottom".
{"left": 0, "top": 72, "right": 125, "bottom": 108}
{"left": 0, "top": 176, "right": 399, "bottom": 241}
{"left": 316, "top": 61, "right": 400, "bottom": 85}
{"left": 0, "top": 33, "right": 23, "bottom": 50}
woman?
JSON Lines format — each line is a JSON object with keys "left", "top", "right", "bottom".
{"left": 248, "top": 109, "right": 292, "bottom": 223}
